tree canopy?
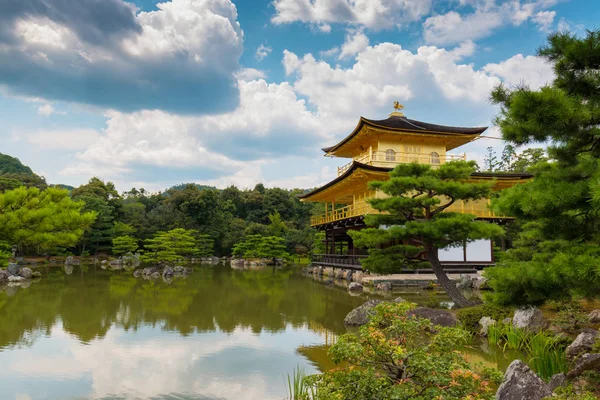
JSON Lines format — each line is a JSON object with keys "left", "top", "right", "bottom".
{"left": 485, "top": 30, "right": 600, "bottom": 305}
{"left": 349, "top": 161, "right": 503, "bottom": 307}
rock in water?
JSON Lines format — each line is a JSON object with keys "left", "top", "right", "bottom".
{"left": 407, "top": 307, "right": 458, "bottom": 327}
{"left": 65, "top": 256, "right": 74, "bottom": 266}
{"left": 344, "top": 300, "right": 383, "bottom": 326}
{"left": 479, "top": 316, "right": 497, "bottom": 336}
{"left": 512, "top": 306, "right": 546, "bottom": 332}
{"left": 19, "top": 267, "right": 33, "bottom": 279}
{"left": 589, "top": 309, "right": 600, "bottom": 323}
{"left": 0, "top": 269, "right": 8, "bottom": 283}
{"left": 7, "top": 263, "right": 20, "bottom": 276}
{"left": 495, "top": 360, "right": 552, "bottom": 400}
{"left": 348, "top": 282, "right": 363, "bottom": 292}
{"left": 8, "top": 275, "right": 25, "bottom": 282}
{"left": 133, "top": 269, "right": 143, "bottom": 278}
{"left": 566, "top": 329, "right": 599, "bottom": 360}
{"left": 162, "top": 267, "right": 174, "bottom": 278}
{"left": 376, "top": 282, "right": 392, "bottom": 291}
{"left": 32, "top": 271, "right": 42, "bottom": 278}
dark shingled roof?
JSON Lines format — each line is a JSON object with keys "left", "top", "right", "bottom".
{"left": 322, "top": 115, "right": 488, "bottom": 153}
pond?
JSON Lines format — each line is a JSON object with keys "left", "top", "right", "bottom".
{"left": 0, "top": 264, "right": 517, "bottom": 400}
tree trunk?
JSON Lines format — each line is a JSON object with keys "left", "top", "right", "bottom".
{"left": 425, "top": 243, "right": 478, "bottom": 308}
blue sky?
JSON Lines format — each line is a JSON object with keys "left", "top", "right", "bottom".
{"left": 0, "top": 0, "right": 597, "bottom": 192}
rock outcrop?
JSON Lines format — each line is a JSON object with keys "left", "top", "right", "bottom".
{"left": 407, "top": 307, "right": 458, "bottom": 327}
{"left": 344, "top": 299, "right": 383, "bottom": 326}
{"left": 512, "top": 306, "right": 546, "bottom": 332}
{"left": 566, "top": 329, "right": 599, "bottom": 360}
{"left": 589, "top": 309, "right": 600, "bottom": 323}
{"left": 495, "top": 360, "right": 552, "bottom": 400}
{"left": 479, "top": 316, "right": 497, "bottom": 336}
{"left": 567, "top": 353, "right": 600, "bottom": 378}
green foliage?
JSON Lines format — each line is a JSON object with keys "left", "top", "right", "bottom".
{"left": 455, "top": 303, "right": 513, "bottom": 332}
{"left": 485, "top": 241, "right": 600, "bottom": 305}
{"left": 489, "top": 30, "right": 600, "bottom": 305}
{"left": 286, "top": 366, "right": 315, "bottom": 400}
{"left": 349, "top": 161, "right": 503, "bottom": 307}
{"left": 310, "top": 302, "right": 499, "bottom": 399}
{"left": 486, "top": 323, "right": 568, "bottom": 379}
{"left": 142, "top": 228, "right": 198, "bottom": 264}
{"left": 112, "top": 236, "right": 139, "bottom": 256}
{"left": 0, "top": 153, "right": 47, "bottom": 192}
{"left": 196, "top": 234, "right": 214, "bottom": 257}
{"left": 310, "top": 232, "right": 326, "bottom": 255}
{"left": 0, "top": 241, "right": 11, "bottom": 268}
{"left": 483, "top": 146, "right": 501, "bottom": 172}
{"left": 0, "top": 186, "right": 96, "bottom": 255}
{"left": 233, "top": 235, "right": 290, "bottom": 260}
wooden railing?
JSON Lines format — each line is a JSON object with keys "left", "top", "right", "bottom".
{"left": 311, "top": 254, "right": 367, "bottom": 268}
{"left": 310, "top": 198, "right": 501, "bottom": 226}
{"left": 337, "top": 151, "right": 466, "bottom": 176}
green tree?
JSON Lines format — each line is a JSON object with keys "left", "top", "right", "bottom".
{"left": 142, "top": 228, "right": 198, "bottom": 264}
{"left": 483, "top": 146, "right": 500, "bottom": 172}
{"left": 349, "top": 161, "right": 503, "bottom": 308}
{"left": 196, "top": 234, "right": 215, "bottom": 257}
{"left": 310, "top": 302, "right": 500, "bottom": 399}
{"left": 232, "top": 234, "right": 263, "bottom": 258}
{"left": 511, "top": 148, "right": 548, "bottom": 172}
{"left": 487, "top": 30, "right": 600, "bottom": 305}
{"left": 257, "top": 236, "right": 289, "bottom": 260}
{"left": 112, "top": 236, "right": 139, "bottom": 256}
{"left": 0, "top": 241, "right": 11, "bottom": 268}
{"left": 0, "top": 187, "right": 96, "bottom": 255}
{"left": 500, "top": 144, "right": 517, "bottom": 171}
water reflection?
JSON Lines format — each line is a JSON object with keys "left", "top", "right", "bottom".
{"left": 0, "top": 264, "right": 371, "bottom": 400}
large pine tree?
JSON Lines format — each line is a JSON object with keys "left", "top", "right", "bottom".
{"left": 349, "top": 161, "right": 503, "bottom": 308}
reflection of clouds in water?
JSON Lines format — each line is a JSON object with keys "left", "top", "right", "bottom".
{"left": 4, "top": 321, "right": 323, "bottom": 400}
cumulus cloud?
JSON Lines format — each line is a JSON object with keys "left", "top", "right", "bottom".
{"left": 27, "top": 129, "right": 103, "bottom": 150}
{"left": 256, "top": 44, "right": 273, "bottom": 61}
{"left": 533, "top": 10, "right": 556, "bottom": 32}
{"left": 483, "top": 54, "right": 554, "bottom": 88}
{"left": 338, "top": 30, "right": 369, "bottom": 60}
{"left": 0, "top": 0, "right": 244, "bottom": 114}
{"left": 271, "top": 0, "right": 433, "bottom": 30}
{"left": 423, "top": 0, "right": 558, "bottom": 45}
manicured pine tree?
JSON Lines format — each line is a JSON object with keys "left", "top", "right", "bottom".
{"left": 142, "top": 228, "right": 198, "bottom": 264}
{"left": 196, "top": 234, "right": 215, "bottom": 257}
{"left": 257, "top": 236, "right": 289, "bottom": 260}
{"left": 349, "top": 161, "right": 503, "bottom": 308}
{"left": 112, "top": 236, "right": 139, "bottom": 256}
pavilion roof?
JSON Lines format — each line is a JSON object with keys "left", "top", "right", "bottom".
{"left": 322, "top": 115, "right": 488, "bottom": 155}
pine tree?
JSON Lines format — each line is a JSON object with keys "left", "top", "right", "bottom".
{"left": 112, "top": 236, "right": 139, "bottom": 256}
{"left": 142, "top": 228, "right": 198, "bottom": 264}
{"left": 487, "top": 30, "right": 600, "bottom": 304}
{"left": 349, "top": 161, "right": 503, "bottom": 308}
{"left": 196, "top": 234, "right": 214, "bottom": 257}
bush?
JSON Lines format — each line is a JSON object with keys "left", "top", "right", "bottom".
{"left": 310, "top": 302, "right": 501, "bottom": 399}
{"left": 456, "top": 303, "right": 513, "bottom": 332}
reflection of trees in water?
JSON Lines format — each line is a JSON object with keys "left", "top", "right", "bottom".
{"left": 0, "top": 265, "right": 368, "bottom": 349}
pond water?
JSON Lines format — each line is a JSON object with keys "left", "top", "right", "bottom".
{"left": 0, "top": 264, "right": 518, "bottom": 400}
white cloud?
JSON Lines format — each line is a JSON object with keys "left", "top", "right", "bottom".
{"left": 423, "top": 0, "right": 558, "bottom": 45}
{"left": 533, "top": 10, "right": 556, "bottom": 32}
{"left": 37, "top": 103, "right": 55, "bottom": 117}
{"left": 0, "top": 0, "right": 244, "bottom": 114}
{"left": 483, "top": 54, "right": 554, "bottom": 88}
{"left": 338, "top": 29, "right": 369, "bottom": 60}
{"left": 255, "top": 44, "right": 272, "bottom": 61}
{"left": 450, "top": 40, "right": 477, "bottom": 60}
{"left": 236, "top": 68, "right": 267, "bottom": 81}
{"left": 27, "top": 129, "right": 103, "bottom": 150}
{"left": 271, "top": 0, "right": 433, "bottom": 30}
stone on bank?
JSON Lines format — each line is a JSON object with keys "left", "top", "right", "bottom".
{"left": 495, "top": 360, "right": 552, "bottom": 400}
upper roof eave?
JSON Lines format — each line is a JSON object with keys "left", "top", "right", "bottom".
{"left": 322, "top": 116, "right": 488, "bottom": 155}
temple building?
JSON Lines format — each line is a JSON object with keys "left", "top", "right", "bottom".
{"left": 299, "top": 104, "right": 532, "bottom": 273}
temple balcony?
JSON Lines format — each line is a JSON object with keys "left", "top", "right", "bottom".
{"left": 337, "top": 150, "right": 466, "bottom": 176}
{"left": 310, "top": 198, "right": 503, "bottom": 227}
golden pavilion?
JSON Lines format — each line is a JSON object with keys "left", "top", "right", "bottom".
{"left": 299, "top": 104, "right": 532, "bottom": 272}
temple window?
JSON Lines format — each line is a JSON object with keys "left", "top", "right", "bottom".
{"left": 430, "top": 152, "right": 440, "bottom": 165}
{"left": 385, "top": 149, "right": 396, "bottom": 161}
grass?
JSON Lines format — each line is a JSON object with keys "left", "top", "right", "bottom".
{"left": 487, "top": 323, "right": 569, "bottom": 380}
{"left": 286, "top": 366, "right": 315, "bottom": 400}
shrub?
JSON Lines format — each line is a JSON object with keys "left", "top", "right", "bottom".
{"left": 310, "top": 302, "right": 500, "bottom": 399}
{"left": 456, "top": 303, "right": 513, "bottom": 332}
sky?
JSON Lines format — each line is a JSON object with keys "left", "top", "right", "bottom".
{"left": 0, "top": 0, "right": 597, "bottom": 192}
